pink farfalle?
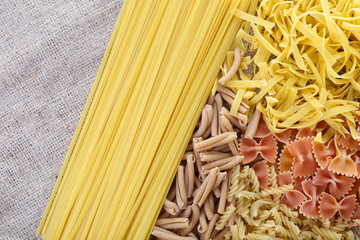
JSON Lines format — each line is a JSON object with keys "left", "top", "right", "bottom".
{"left": 319, "top": 193, "right": 356, "bottom": 221}
{"left": 328, "top": 136, "right": 357, "bottom": 176}
{"left": 277, "top": 172, "right": 306, "bottom": 209}
{"left": 239, "top": 135, "right": 277, "bottom": 164}
{"left": 300, "top": 180, "right": 326, "bottom": 218}
{"left": 338, "top": 134, "right": 360, "bottom": 151}
{"left": 352, "top": 152, "right": 360, "bottom": 179}
{"left": 279, "top": 146, "right": 294, "bottom": 173}
{"left": 313, "top": 168, "right": 355, "bottom": 199}
{"left": 281, "top": 190, "right": 307, "bottom": 209}
{"left": 252, "top": 160, "right": 269, "bottom": 189}
{"left": 274, "top": 129, "right": 292, "bottom": 144}
{"left": 254, "top": 117, "right": 271, "bottom": 138}
{"left": 296, "top": 127, "right": 317, "bottom": 139}
{"left": 287, "top": 137, "right": 319, "bottom": 177}
{"left": 294, "top": 177, "right": 306, "bottom": 192}
{"left": 312, "top": 139, "right": 336, "bottom": 170}
{"left": 348, "top": 177, "right": 360, "bottom": 196}
{"left": 277, "top": 172, "right": 292, "bottom": 186}
{"left": 352, "top": 204, "right": 360, "bottom": 220}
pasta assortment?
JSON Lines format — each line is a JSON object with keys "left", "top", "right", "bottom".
{"left": 37, "top": 0, "right": 253, "bottom": 239}
{"left": 34, "top": 0, "right": 360, "bottom": 238}
{"left": 154, "top": 0, "right": 360, "bottom": 236}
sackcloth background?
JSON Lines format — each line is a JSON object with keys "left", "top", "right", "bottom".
{"left": 0, "top": 1, "right": 123, "bottom": 239}
{"left": 1, "top": 1, "right": 360, "bottom": 240}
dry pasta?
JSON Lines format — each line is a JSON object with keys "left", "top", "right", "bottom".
{"left": 37, "top": 0, "right": 253, "bottom": 239}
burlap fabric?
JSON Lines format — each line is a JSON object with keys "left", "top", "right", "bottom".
{"left": 0, "top": 1, "right": 123, "bottom": 239}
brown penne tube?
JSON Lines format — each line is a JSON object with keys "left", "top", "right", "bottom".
{"left": 218, "top": 177, "right": 228, "bottom": 214}
{"left": 211, "top": 144, "right": 231, "bottom": 152}
{"left": 214, "top": 93, "right": 223, "bottom": 135}
{"left": 155, "top": 218, "right": 189, "bottom": 230}
{"left": 202, "top": 127, "right": 211, "bottom": 139}
{"left": 180, "top": 205, "right": 192, "bottom": 218}
{"left": 177, "top": 166, "right": 187, "bottom": 209}
{"left": 203, "top": 214, "right": 220, "bottom": 240}
{"left": 180, "top": 204, "right": 200, "bottom": 236}
{"left": 193, "top": 137, "right": 204, "bottom": 181}
{"left": 163, "top": 199, "right": 180, "bottom": 215}
{"left": 198, "top": 208, "right": 208, "bottom": 233}
{"left": 211, "top": 172, "right": 227, "bottom": 191}
{"left": 152, "top": 226, "right": 196, "bottom": 240}
{"left": 200, "top": 151, "right": 233, "bottom": 162}
{"left": 220, "top": 116, "right": 239, "bottom": 155}
{"left": 220, "top": 107, "right": 246, "bottom": 131}
{"left": 236, "top": 112, "right": 248, "bottom": 126}
{"left": 217, "top": 85, "right": 236, "bottom": 99}
{"left": 167, "top": 186, "right": 177, "bottom": 202}
{"left": 218, "top": 48, "right": 244, "bottom": 85}
{"left": 176, "top": 178, "right": 185, "bottom": 210}
{"left": 211, "top": 102, "right": 219, "bottom": 137}
{"left": 207, "top": 94, "right": 215, "bottom": 105}
{"left": 245, "top": 107, "right": 261, "bottom": 139}
{"left": 213, "top": 187, "right": 221, "bottom": 198}
{"left": 158, "top": 211, "right": 171, "bottom": 219}
{"left": 204, "top": 199, "right": 214, "bottom": 220}
{"left": 212, "top": 227, "right": 230, "bottom": 240}
{"left": 219, "top": 48, "right": 245, "bottom": 85}
{"left": 192, "top": 174, "right": 210, "bottom": 199}
{"left": 208, "top": 192, "right": 215, "bottom": 212}
{"left": 182, "top": 151, "right": 193, "bottom": 160}
{"left": 186, "top": 154, "right": 195, "bottom": 198}
{"left": 194, "top": 168, "right": 219, "bottom": 207}
{"left": 194, "top": 105, "right": 213, "bottom": 138}
{"left": 202, "top": 156, "right": 243, "bottom": 173}
{"left": 194, "top": 132, "right": 237, "bottom": 151}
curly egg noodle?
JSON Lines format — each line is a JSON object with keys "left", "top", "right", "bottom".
{"left": 221, "top": 0, "right": 360, "bottom": 138}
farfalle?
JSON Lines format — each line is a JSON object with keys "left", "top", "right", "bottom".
{"left": 274, "top": 129, "right": 292, "bottom": 144}
{"left": 312, "top": 138, "right": 336, "bottom": 170}
{"left": 277, "top": 172, "right": 306, "bottom": 209}
{"left": 300, "top": 180, "right": 326, "bottom": 218}
{"left": 279, "top": 146, "right": 294, "bottom": 173}
{"left": 319, "top": 193, "right": 356, "bottom": 221}
{"left": 348, "top": 177, "right": 360, "bottom": 196}
{"left": 287, "top": 137, "right": 319, "bottom": 177}
{"left": 338, "top": 134, "right": 360, "bottom": 151}
{"left": 294, "top": 177, "right": 306, "bottom": 193}
{"left": 254, "top": 117, "right": 271, "bottom": 138}
{"left": 313, "top": 168, "right": 355, "bottom": 199}
{"left": 351, "top": 151, "right": 360, "bottom": 179}
{"left": 253, "top": 117, "right": 291, "bottom": 144}
{"left": 296, "top": 122, "right": 328, "bottom": 140}
{"left": 239, "top": 135, "right": 277, "bottom": 164}
{"left": 352, "top": 204, "right": 360, "bottom": 220}
{"left": 328, "top": 136, "right": 357, "bottom": 176}
{"left": 252, "top": 160, "right": 269, "bottom": 189}
{"left": 296, "top": 127, "right": 317, "bottom": 139}
{"left": 277, "top": 172, "right": 292, "bottom": 186}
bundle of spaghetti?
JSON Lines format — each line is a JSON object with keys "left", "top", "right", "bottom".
{"left": 37, "top": 0, "right": 253, "bottom": 239}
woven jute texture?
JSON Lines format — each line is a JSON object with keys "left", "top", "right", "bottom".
{"left": 0, "top": 1, "right": 123, "bottom": 239}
